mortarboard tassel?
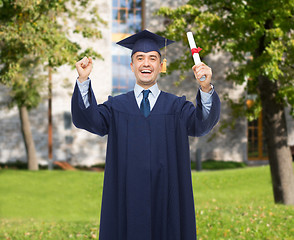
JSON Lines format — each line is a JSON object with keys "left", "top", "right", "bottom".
{"left": 161, "top": 58, "right": 167, "bottom": 73}
{"left": 161, "top": 39, "right": 167, "bottom": 73}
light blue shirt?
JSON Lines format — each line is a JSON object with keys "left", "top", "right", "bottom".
{"left": 134, "top": 83, "right": 161, "bottom": 111}
{"left": 77, "top": 78, "right": 213, "bottom": 120}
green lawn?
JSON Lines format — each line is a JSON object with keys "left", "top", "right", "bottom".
{"left": 0, "top": 166, "right": 293, "bottom": 240}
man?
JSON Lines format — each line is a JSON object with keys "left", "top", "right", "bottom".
{"left": 71, "top": 30, "right": 220, "bottom": 240}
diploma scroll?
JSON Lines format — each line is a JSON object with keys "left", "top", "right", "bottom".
{"left": 187, "top": 32, "right": 206, "bottom": 81}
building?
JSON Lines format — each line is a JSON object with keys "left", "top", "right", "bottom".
{"left": 1, "top": 0, "right": 293, "bottom": 167}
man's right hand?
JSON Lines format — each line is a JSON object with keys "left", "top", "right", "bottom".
{"left": 76, "top": 57, "right": 93, "bottom": 83}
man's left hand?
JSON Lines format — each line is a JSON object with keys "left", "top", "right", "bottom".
{"left": 192, "top": 62, "right": 212, "bottom": 93}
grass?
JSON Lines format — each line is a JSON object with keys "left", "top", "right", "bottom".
{"left": 0, "top": 166, "right": 293, "bottom": 239}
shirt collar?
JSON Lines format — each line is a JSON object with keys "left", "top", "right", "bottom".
{"left": 134, "top": 83, "right": 160, "bottom": 98}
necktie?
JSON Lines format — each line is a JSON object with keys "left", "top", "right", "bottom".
{"left": 140, "top": 90, "right": 151, "bottom": 117}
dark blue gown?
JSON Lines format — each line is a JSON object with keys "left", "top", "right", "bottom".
{"left": 71, "top": 82, "right": 220, "bottom": 240}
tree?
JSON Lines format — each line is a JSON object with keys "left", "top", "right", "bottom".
{"left": 157, "top": 0, "right": 294, "bottom": 205}
{"left": 0, "top": 0, "right": 105, "bottom": 170}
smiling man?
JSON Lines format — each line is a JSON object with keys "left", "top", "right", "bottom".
{"left": 71, "top": 30, "right": 220, "bottom": 240}
{"left": 131, "top": 51, "right": 160, "bottom": 87}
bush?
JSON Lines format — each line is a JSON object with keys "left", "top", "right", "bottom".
{"left": 191, "top": 159, "right": 247, "bottom": 170}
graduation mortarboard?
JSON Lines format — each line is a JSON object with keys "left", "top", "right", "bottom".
{"left": 116, "top": 30, "right": 175, "bottom": 73}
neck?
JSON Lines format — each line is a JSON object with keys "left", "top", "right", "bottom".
{"left": 136, "top": 81, "right": 156, "bottom": 90}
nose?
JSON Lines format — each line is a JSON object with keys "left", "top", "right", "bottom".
{"left": 143, "top": 58, "right": 150, "bottom": 67}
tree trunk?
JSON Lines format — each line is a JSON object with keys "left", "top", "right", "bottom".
{"left": 258, "top": 75, "right": 294, "bottom": 205}
{"left": 18, "top": 105, "right": 39, "bottom": 170}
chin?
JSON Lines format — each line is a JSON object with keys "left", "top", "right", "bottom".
{"left": 139, "top": 79, "right": 156, "bottom": 86}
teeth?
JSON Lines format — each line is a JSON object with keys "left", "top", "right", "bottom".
{"left": 141, "top": 70, "right": 151, "bottom": 73}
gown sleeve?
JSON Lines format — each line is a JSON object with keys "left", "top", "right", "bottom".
{"left": 71, "top": 81, "right": 112, "bottom": 136}
{"left": 180, "top": 89, "right": 220, "bottom": 137}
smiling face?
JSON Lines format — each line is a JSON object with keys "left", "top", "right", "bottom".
{"left": 130, "top": 51, "right": 163, "bottom": 89}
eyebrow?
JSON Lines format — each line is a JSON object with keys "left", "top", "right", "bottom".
{"left": 135, "top": 54, "right": 158, "bottom": 59}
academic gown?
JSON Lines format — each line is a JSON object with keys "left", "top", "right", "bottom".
{"left": 71, "top": 82, "right": 220, "bottom": 240}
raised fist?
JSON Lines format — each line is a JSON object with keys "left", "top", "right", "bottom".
{"left": 76, "top": 57, "right": 93, "bottom": 83}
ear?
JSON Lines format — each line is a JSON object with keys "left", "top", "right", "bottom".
{"left": 130, "top": 62, "right": 134, "bottom": 72}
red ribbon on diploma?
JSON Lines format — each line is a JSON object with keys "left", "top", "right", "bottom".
{"left": 191, "top": 47, "right": 202, "bottom": 55}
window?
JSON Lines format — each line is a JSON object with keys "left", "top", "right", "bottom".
{"left": 112, "top": 0, "right": 143, "bottom": 95}
{"left": 247, "top": 106, "right": 268, "bottom": 160}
